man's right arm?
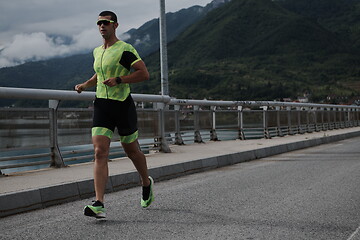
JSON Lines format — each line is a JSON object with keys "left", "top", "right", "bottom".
{"left": 75, "top": 73, "right": 97, "bottom": 93}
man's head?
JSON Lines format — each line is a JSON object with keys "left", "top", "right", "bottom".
{"left": 99, "top": 11, "right": 117, "bottom": 22}
{"left": 97, "top": 11, "right": 119, "bottom": 40}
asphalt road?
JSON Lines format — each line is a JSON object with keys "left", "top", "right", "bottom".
{"left": 1, "top": 137, "right": 360, "bottom": 240}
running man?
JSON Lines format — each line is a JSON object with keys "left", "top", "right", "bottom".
{"left": 75, "top": 11, "right": 154, "bottom": 219}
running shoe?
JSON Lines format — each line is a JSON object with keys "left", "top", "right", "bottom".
{"left": 84, "top": 200, "right": 106, "bottom": 218}
{"left": 141, "top": 176, "right": 154, "bottom": 208}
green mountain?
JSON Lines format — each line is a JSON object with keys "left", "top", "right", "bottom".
{"left": 1, "top": 0, "right": 360, "bottom": 107}
{"left": 125, "top": 0, "right": 231, "bottom": 57}
{"left": 167, "top": 0, "right": 347, "bottom": 64}
{"left": 138, "top": 0, "right": 360, "bottom": 103}
{"left": 276, "top": 0, "right": 360, "bottom": 50}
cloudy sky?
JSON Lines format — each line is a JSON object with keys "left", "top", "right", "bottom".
{"left": 0, "top": 0, "right": 211, "bottom": 68}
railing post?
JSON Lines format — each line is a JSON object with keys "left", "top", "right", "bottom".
{"left": 155, "top": 102, "right": 171, "bottom": 152}
{"left": 355, "top": 109, "right": 358, "bottom": 126}
{"left": 344, "top": 108, "right": 347, "bottom": 128}
{"left": 354, "top": 109, "right": 357, "bottom": 126}
{"left": 314, "top": 107, "right": 320, "bottom": 132}
{"left": 320, "top": 107, "right": 325, "bottom": 130}
{"left": 296, "top": 107, "right": 302, "bottom": 134}
{"left": 276, "top": 106, "right": 283, "bottom": 137}
{"left": 352, "top": 109, "right": 355, "bottom": 127}
{"left": 238, "top": 106, "right": 245, "bottom": 140}
{"left": 174, "top": 105, "right": 184, "bottom": 145}
{"left": 287, "top": 106, "right": 293, "bottom": 135}
{"left": 194, "top": 105, "right": 203, "bottom": 143}
{"left": 339, "top": 108, "right": 344, "bottom": 128}
{"left": 306, "top": 107, "right": 311, "bottom": 132}
{"left": 210, "top": 106, "right": 218, "bottom": 141}
{"left": 325, "top": 108, "right": 328, "bottom": 129}
{"left": 339, "top": 108, "right": 342, "bottom": 128}
{"left": 340, "top": 108, "right": 344, "bottom": 128}
{"left": 49, "top": 100, "right": 65, "bottom": 168}
{"left": 334, "top": 108, "right": 337, "bottom": 129}
{"left": 328, "top": 108, "right": 333, "bottom": 129}
{"left": 262, "top": 106, "right": 270, "bottom": 139}
{"left": 308, "top": 107, "right": 316, "bottom": 133}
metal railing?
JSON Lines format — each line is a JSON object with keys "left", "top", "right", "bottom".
{"left": 1, "top": 87, "right": 359, "bottom": 174}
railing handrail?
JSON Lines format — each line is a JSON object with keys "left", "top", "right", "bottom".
{"left": 0, "top": 87, "right": 171, "bottom": 103}
{"left": 1, "top": 87, "right": 359, "bottom": 110}
{"left": 169, "top": 99, "right": 360, "bottom": 110}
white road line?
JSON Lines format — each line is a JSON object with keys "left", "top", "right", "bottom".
{"left": 347, "top": 225, "right": 360, "bottom": 240}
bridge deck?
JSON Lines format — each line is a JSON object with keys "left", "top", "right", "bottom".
{"left": 1, "top": 127, "right": 360, "bottom": 217}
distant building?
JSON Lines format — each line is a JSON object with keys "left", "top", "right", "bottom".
{"left": 297, "top": 97, "right": 308, "bottom": 103}
{"left": 347, "top": 96, "right": 360, "bottom": 106}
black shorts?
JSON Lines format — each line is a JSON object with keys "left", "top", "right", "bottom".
{"left": 92, "top": 95, "right": 138, "bottom": 137}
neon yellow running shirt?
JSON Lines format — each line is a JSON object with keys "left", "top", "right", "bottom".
{"left": 93, "top": 40, "right": 141, "bottom": 101}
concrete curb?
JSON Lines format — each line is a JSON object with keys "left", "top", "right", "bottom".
{"left": 1, "top": 130, "right": 360, "bottom": 218}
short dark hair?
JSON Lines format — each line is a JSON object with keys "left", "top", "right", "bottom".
{"left": 99, "top": 11, "right": 117, "bottom": 22}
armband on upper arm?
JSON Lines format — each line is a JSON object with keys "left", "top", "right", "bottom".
{"left": 119, "top": 51, "right": 139, "bottom": 70}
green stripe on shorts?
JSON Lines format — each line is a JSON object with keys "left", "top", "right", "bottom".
{"left": 92, "top": 127, "right": 113, "bottom": 139}
{"left": 120, "top": 130, "right": 138, "bottom": 144}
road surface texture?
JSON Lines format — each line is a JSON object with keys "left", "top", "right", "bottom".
{"left": 1, "top": 137, "right": 360, "bottom": 240}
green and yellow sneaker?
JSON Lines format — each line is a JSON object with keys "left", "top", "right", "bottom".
{"left": 141, "top": 176, "right": 154, "bottom": 208}
{"left": 84, "top": 200, "right": 106, "bottom": 218}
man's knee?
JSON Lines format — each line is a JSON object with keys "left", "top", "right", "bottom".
{"left": 92, "top": 135, "right": 110, "bottom": 161}
{"left": 94, "top": 146, "right": 109, "bottom": 160}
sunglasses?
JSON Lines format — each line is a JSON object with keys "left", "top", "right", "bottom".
{"left": 97, "top": 19, "right": 115, "bottom": 26}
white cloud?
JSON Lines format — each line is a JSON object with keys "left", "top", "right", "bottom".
{"left": 119, "top": 33, "right": 131, "bottom": 42}
{"left": 0, "top": 29, "right": 101, "bottom": 67}
{"left": 134, "top": 34, "right": 151, "bottom": 47}
{"left": 0, "top": 0, "right": 212, "bottom": 68}
{"left": 72, "top": 28, "right": 101, "bottom": 50}
{"left": 0, "top": 33, "right": 66, "bottom": 66}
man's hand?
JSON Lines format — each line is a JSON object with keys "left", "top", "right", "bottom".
{"left": 103, "top": 77, "right": 118, "bottom": 87}
{"left": 75, "top": 84, "right": 85, "bottom": 93}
